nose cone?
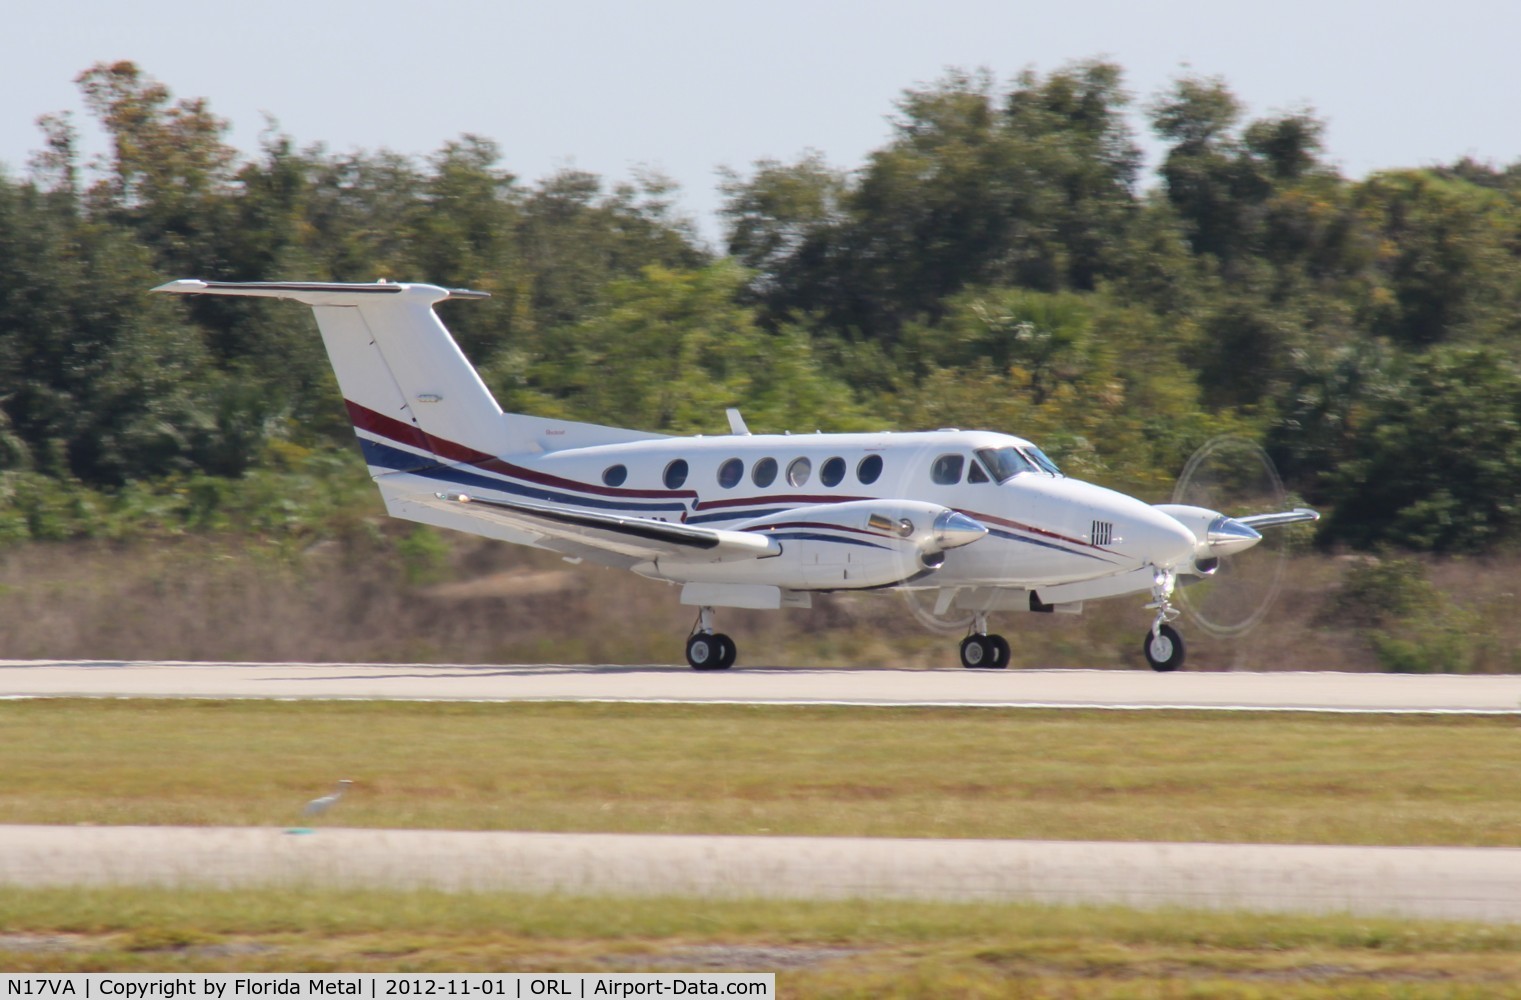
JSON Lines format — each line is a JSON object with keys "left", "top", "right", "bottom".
{"left": 1206, "top": 515, "right": 1262, "bottom": 556}
{"left": 933, "top": 509, "right": 988, "bottom": 550}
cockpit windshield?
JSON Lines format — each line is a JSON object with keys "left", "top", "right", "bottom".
{"left": 976, "top": 447, "right": 1036, "bottom": 482}
{"left": 1024, "top": 446, "right": 1062, "bottom": 476}
{"left": 975, "top": 445, "right": 1061, "bottom": 482}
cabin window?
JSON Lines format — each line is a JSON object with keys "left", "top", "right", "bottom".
{"left": 602, "top": 464, "right": 628, "bottom": 487}
{"left": 857, "top": 454, "right": 883, "bottom": 485}
{"left": 752, "top": 457, "right": 778, "bottom": 488}
{"left": 717, "top": 458, "right": 743, "bottom": 489}
{"left": 786, "top": 457, "right": 812, "bottom": 487}
{"left": 820, "top": 456, "right": 846, "bottom": 488}
{"left": 967, "top": 460, "right": 990, "bottom": 484}
{"left": 931, "top": 454, "right": 964, "bottom": 485}
{"left": 663, "top": 458, "right": 689, "bottom": 490}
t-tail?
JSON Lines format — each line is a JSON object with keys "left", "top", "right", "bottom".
{"left": 152, "top": 280, "right": 658, "bottom": 477}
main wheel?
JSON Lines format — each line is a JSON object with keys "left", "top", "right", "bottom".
{"left": 687, "top": 633, "right": 731, "bottom": 671}
{"left": 960, "top": 635, "right": 1007, "bottom": 669}
{"left": 1143, "top": 623, "right": 1185, "bottom": 672}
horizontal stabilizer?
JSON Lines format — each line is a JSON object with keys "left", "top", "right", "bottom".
{"left": 153, "top": 279, "right": 490, "bottom": 303}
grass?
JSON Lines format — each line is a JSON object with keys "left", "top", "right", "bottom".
{"left": 7, "top": 700, "right": 1521, "bottom": 991}
{"left": 2, "top": 699, "right": 1519, "bottom": 846}
{"left": 4, "top": 885, "right": 1521, "bottom": 995}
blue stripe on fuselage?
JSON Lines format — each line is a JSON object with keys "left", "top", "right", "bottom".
{"left": 360, "top": 439, "right": 689, "bottom": 514}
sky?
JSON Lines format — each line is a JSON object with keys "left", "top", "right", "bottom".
{"left": 5, "top": 0, "right": 1521, "bottom": 245}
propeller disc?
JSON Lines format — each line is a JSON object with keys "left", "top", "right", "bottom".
{"left": 1171, "top": 435, "right": 1289, "bottom": 637}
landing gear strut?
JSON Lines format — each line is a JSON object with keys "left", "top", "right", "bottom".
{"left": 1142, "top": 567, "right": 1186, "bottom": 672}
{"left": 685, "top": 606, "right": 737, "bottom": 670}
{"left": 959, "top": 613, "right": 1010, "bottom": 669}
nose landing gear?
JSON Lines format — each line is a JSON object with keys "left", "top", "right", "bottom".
{"left": 1142, "top": 567, "right": 1186, "bottom": 671}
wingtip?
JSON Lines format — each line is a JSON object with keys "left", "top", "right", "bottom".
{"left": 151, "top": 279, "right": 208, "bottom": 295}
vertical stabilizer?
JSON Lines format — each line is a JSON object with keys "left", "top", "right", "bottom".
{"left": 153, "top": 280, "right": 509, "bottom": 472}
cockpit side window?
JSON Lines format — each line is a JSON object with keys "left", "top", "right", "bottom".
{"left": 967, "top": 460, "right": 990, "bottom": 484}
{"left": 931, "top": 454, "right": 964, "bottom": 485}
{"left": 975, "top": 446, "right": 1037, "bottom": 483}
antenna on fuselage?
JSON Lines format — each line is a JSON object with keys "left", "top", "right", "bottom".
{"left": 726, "top": 408, "right": 751, "bottom": 436}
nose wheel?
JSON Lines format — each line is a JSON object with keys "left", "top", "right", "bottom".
{"left": 1143, "top": 623, "right": 1185, "bottom": 672}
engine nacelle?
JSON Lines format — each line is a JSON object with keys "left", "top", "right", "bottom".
{"left": 1154, "top": 503, "right": 1263, "bottom": 575}
{"left": 645, "top": 499, "right": 986, "bottom": 590}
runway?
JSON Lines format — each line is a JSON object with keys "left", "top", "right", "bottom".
{"left": 3, "top": 825, "right": 1521, "bottom": 923}
{"left": 1, "top": 659, "right": 1519, "bottom": 712}
{"left": 5, "top": 661, "right": 1519, "bottom": 923}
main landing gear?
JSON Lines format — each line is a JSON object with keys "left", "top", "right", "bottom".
{"left": 960, "top": 613, "right": 1011, "bottom": 669}
{"left": 685, "top": 606, "right": 737, "bottom": 670}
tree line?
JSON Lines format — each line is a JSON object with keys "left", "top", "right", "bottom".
{"left": 2, "top": 59, "right": 1520, "bottom": 554}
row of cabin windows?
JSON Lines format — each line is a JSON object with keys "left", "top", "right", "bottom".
{"left": 601, "top": 454, "right": 886, "bottom": 491}
{"left": 602, "top": 447, "right": 1057, "bottom": 491}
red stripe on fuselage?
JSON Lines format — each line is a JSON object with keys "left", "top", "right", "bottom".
{"left": 959, "top": 508, "right": 1114, "bottom": 554}
{"left": 344, "top": 400, "right": 698, "bottom": 501}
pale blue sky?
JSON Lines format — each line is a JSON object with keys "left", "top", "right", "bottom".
{"left": 5, "top": 1, "right": 1518, "bottom": 243}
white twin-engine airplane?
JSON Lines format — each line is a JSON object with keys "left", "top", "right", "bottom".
{"left": 155, "top": 279, "right": 1318, "bottom": 672}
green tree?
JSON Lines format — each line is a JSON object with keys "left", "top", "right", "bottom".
{"left": 485, "top": 261, "right": 861, "bottom": 434}
{"left": 75, "top": 61, "right": 239, "bottom": 273}
{"left": 0, "top": 176, "right": 219, "bottom": 483}
{"left": 720, "top": 61, "right": 1145, "bottom": 343}
{"left": 1353, "top": 170, "right": 1521, "bottom": 348}
{"left": 1321, "top": 348, "right": 1521, "bottom": 553}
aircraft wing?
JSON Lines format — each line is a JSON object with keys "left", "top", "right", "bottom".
{"left": 427, "top": 492, "right": 781, "bottom": 562}
{"left": 1237, "top": 508, "right": 1321, "bottom": 530}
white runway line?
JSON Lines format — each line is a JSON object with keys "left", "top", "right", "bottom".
{"left": 2, "top": 661, "right": 1521, "bottom": 713}
{"left": 2, "top": 825, "right": 1520, "bottom": 923}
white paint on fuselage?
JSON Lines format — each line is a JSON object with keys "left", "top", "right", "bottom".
{"left": 479, "top": 428, "right": 1197, "bottom": 591}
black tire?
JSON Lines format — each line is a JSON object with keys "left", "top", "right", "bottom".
{"left": 960, "top": 634, "right": 1006, "bottom": 669}
{"left": 1143, "top": 623, "right": 1186, "bottom": 672}
{"left": 712, "top": 633, "right": 737, "bottom": 670}
{"left": 686, "top": 633, "right": 724, "bottom": 671}
{"left": 988, "top": 634, "right": 1011, "bottom": 668}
